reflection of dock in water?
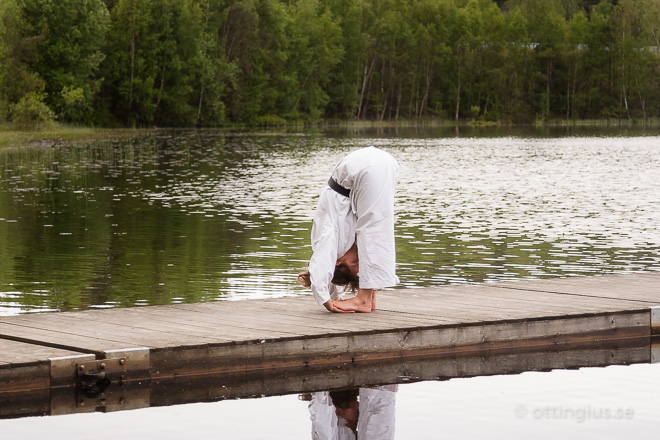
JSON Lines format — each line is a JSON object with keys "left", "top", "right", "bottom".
{"left": 1, "top": 272, "right": 659, "bottom": 418}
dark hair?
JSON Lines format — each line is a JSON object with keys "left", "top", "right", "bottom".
{"left": 297, "top": 264, "right": 359, "bottom": 292}
{"left": 297, "top": 270, "right": 312, "bottom": 288}
{"left": 329, "top": 388, "right": 359, "bottom": 409}
{"left": 332, "top": 263, "right": 359, "bottom": 292}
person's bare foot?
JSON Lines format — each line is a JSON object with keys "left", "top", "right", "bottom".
{"left": 323, "top": 299, "right": 354, "bottom": 313}
{"left": 334, "top": 295, "right": 372, "bottom": 313}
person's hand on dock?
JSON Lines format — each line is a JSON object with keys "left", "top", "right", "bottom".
{"left": 324, "top": 300, "right": 354, "bottom": 313}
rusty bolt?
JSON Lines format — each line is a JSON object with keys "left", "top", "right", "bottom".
{"left": 99, "top": 363, "right": 106, "bottom": 370}
{"left": 79, "top": 401, "right": 86, "bottom": 407}
{"left": 119, "top": 358, "right": 126, "bottom": 366}
{"left": 78, "top": 365, "right": 85, "bottom": 371}
{"left": 119, "top": 398, "right": 126, "bottom": 405}
{"left": 99, "top": 398, "right": 106, "bottom": 405}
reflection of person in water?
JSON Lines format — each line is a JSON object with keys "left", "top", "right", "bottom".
{"left": 307, "top": 386, "right": 397, "bottom": 439}
{"left": 298, "top": 146, "right": 399, "bottom": 313}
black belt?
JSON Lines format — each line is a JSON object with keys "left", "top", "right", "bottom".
{"left": 328, "top": 177, "right": 351, "bottom": 197}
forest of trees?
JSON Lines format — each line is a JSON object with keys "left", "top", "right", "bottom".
{"left": 1, "top": 0, "right": 659, "bottom": 127}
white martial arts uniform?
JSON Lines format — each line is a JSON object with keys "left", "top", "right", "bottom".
{"left": 309, "top": 146, "right": 399, "bottom": 305}
{"left": 309, "top": 392, "right": 357, "bottom": 440}
{"left": 356, "top": 386, "right": 397, "bottom": 440}
{"left": 308, "top": 386, "right": 397, "bottom": 440}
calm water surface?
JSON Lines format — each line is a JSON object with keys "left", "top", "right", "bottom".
{"left": 1, "top": 127, "right": 659, "bottom": 435}
{"left": 2, "top": 362, "right": 659, "bottom": 438}
{"left": 1, "top": 128, "right": 659, "bottom": 313}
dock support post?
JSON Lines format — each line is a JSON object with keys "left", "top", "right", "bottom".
{"left": 50, "top": 354, "right": 96, "bottom": 388}
{"left": 652, "top": 307, "right": 660, "bottom": 364}
{"left": 102, "top": 347, "right": 150, "bottom": 374}
{"left": 652, "top": 307, "right": 660, "bottom": 336}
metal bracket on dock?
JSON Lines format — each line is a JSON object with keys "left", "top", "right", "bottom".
{"left": 51, "top": 382, "right": 150, "bottom": 415}
{"left": 102, "top": 348, "right": 150, "bottom": 372}
{"left": 51, "top": 354, "right": 97, "bottom": 388}
{"left": 651, "top": 307, "right": 660, "bottom": 364}
{"left": 75, "top": 348, "right": 150, "bottom": 393}
{"left": 49, "top": 348, "right": 150, "bottom": 414}
{"left": 651, "top": 307, "right": 660, "bottom": 336}
{"left": 76, "top": 357, "right": 128, "bottom": 394}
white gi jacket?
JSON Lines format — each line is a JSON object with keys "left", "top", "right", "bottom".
{"left": 309, "top": 392, "right": 356, "bottom": 440}
{"left": 308, "top": 386, "right": 397, "bottom": 440}
{"left": 357, "top": 386, "right": 397, "bottom": 440}
{"left": 309, "top": 147, "right": 399, "bottom": 305}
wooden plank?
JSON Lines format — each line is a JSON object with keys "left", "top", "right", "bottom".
{"left": 5, "top": 335, "right": 651, "bottom": 419}
{"left": 0, "top": 367, "right": 50, "bottom": 418}
{"left": 64, "top": 302, "right": 374, "bottom": 340}
{"left": 382, "top": 284, "right": 651, "bottom": 309}
{"left": 3, "top": 314, "right": 231, "bottom": 349}
{"left": 149, "top": 310, "right": 649, "bottom": 377}
{"left": 0, "top": 339, "right": 84, "bottom": 365}
{"left": 376, "top": 296, "right": 623, "bottom": 322}
{"left": 0, "top": 272, "right": 657, "bottom": 397}
{"left": 0, "top": 321, "right": 143, "bottom": 353}
{"left": 0, "top": 341, "right": 91, "bottom": 406}
{"left": 0, "top": 352, "right": 51, "bottom": 394}
{"left": 71, "top": 306, "right": 305, "bottom": 340}
{"left": 172, "top": 298, "right": 455, "bottom": 333}
{"left": 377, "top": 286, "right": 650, "bottom": 318}
{"left": 67, "top": 301, "right": 351, "bottom": 338}
{"left": 488, "top": 272, "right": 660, "bottom": 303}
{"left": 227, "top": 301, "right": 454, "bottom": 330}
{"left": 149, "top": 337, "right": 652, "bottom": 407}
{"left": 41, "top": 312, "right": 242, "bottom": 344}
{"left": 160, "top": 302, "right": 356, "bottom": 334}
{"left": 199, "top": 288, "right": 647, "bottom": 330}
{"left": 379, "top": 295, "right": 644, "bottom": 320}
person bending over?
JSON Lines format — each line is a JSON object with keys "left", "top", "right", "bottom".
{"left": 298, "top": 146, "right": 399, "bottom": 313}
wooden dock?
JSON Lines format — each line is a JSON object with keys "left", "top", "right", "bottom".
{"left": 1, "top": 272, "right": 659, "bottom": 418}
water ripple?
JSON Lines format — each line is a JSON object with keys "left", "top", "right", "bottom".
{"left": 1, "top": 132, "right": 659, "bottom": 313}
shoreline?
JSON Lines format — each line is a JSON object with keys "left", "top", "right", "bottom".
{"left": 0, "top": 126, "right": 155, "bottom": 149}
{"left": 2, "top": 118, "right": 659, "bottom": 148}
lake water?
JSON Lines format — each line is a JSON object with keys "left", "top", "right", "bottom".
{"left": 1, "top": 127, "right": 659, "bottom": 313}
{"left": 1, "top": 127, "right": 659, "bottom": 434}
{"left": 2, "top": 361, "right": 659, "bottom": 438}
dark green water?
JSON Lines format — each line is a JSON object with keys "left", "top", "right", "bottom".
{"left": 1, "top": 129, "right": 659, "bottom": 314}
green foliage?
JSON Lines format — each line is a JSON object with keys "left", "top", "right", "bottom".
{"left": 16, "top": 0, "right": 110, "bottom": 123}
{"left": 0, "top": 0, "right": 659, "bottom": 126}
{"left": 252, "top": 114, "right": 288, "bottom": 126}
{"left": 59, "top": 86, "right": 88, "bottom": 122}
{"left": 285, "top": 0, "right": 344, "bottom": 120}
{"left": 11, "top": 92, "right": 55, "bottom": 129}
{"left": 0, "top": 0, "right": 45, "bottom": 121}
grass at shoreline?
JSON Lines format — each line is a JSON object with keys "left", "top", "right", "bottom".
{"left": 0, "top": 125, "right": 155, "bottom": 149}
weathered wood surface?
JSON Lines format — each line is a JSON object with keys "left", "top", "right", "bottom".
{"left": 0, "top": 339, "right": 83, "bottom": 366}
{"left": 148, "top": 336, "right": 654, "bottom": 408}
{"left": 0, "top": 339, "right": 84, "bottom": 396}
{"left": 3, "top": 336, "right": 655, "bottom": 419}
{"left": 488, "top": 273, "right": 660, "bottom": 303}
{"left": 0, "top": 272, "right": 658, "bottom": 392}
